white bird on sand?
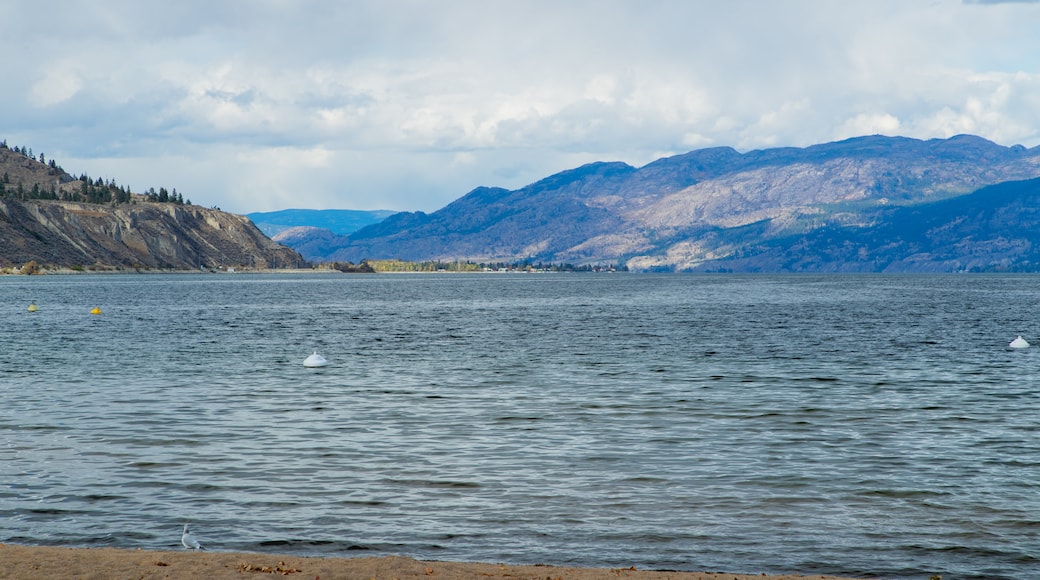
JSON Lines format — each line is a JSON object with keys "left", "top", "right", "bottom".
{"left": 181, "top": 524, "right": 204, "bottom": 551}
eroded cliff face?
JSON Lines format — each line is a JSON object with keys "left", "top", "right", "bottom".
{"left": 0, "top": 199, "right": 306, "bottom": 270}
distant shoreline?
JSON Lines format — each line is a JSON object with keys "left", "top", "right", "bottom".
{"left": 0, "top": 267, "right": 588, "bottom": 276}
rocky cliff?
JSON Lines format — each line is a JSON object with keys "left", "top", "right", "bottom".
{"left": 0, "top": 141, "right": 305, "bottom": 271}
{"left": 0, "top": 199, "right": 305, "bottom": 271}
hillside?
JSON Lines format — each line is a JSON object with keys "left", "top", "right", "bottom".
{"left": 0, "top": 142, "right": 305, "bottom": 271}
{"left": 298, "top": 135, "right": 1040, "bottom": 271}
{"left": 698, "top": 177, "right": 1040, "bottom": 273}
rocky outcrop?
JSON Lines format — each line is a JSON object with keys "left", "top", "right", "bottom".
{"left": 0, "top": 199, "right": 306, "bottom": 270}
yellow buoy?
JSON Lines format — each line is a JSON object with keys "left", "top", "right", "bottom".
{"left": 90, "top": 307, "right": 102, "bottom": 315}
{"left": 27, "top": 302, "right": 39, "bottom": 312}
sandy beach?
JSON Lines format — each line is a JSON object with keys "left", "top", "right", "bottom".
{"left": 0, "top": 544, "right": 874, "bottom": 580}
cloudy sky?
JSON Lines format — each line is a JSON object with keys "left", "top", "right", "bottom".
{"left": 3, "top": 0, "right": 1040, "bottom": 213}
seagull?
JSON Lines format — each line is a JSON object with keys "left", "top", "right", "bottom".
{"left": 181, "top": 524, "right": 204, "bottom": 551}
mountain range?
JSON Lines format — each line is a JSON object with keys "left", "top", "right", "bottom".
{"left": 246, "top": 208, "right": 396, "bottom": 237}
{"left": 282, "top": 134, "right": 1040, "bottom": 272}
{"left": 7, "top": 134, "right": 1040, "bottom": 273}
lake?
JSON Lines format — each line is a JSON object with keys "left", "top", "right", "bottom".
{"left": 1, "top": 273, "right": 1038, "bottom": 579}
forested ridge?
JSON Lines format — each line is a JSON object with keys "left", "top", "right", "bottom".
{"left": 0, "top": 139, "right": 192, "bottom": 206}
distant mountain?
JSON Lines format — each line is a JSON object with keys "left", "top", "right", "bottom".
{"left": 246, "top": 209, "right": 395, "bottom": 237}
{"left": 295, "top": 134, "right": 1040, "bottom": 271}
{"left": 270, "top": 226, "right": 349, "bottom": 263}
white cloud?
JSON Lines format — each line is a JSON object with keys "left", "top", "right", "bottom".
{"left": 29, "top": 66, "right": 84, "bottom": 107}
{"left": 4, "top": 0, "right": 1040, "bottom": 213}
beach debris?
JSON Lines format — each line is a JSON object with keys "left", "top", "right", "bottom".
{"left": 181, "top": 524, "right": 204, "bottom": 551}
{"left": 235, "top": 561, "right": 302, "bottom": 574}
{"left": 1009, "top": 336, "right": 1030, "bottom": 349}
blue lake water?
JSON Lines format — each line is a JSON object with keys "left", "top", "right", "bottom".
{"left": 1, "top": 273, "right": 1038, "bottom": 579}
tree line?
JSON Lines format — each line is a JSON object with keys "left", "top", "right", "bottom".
{"left": 0, "top": 139, "right": 191, "bottom": 206}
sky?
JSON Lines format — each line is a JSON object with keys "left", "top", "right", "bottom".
{"left": 3, "top": 0, "right": 1040, "bottom": 214}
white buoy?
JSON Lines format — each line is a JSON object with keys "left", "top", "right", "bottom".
{"left": 303, "top": 351, "right": 329, "bottom": 367}
{"left": 1010, "top": 336, "right": 1030, "bottom": 349}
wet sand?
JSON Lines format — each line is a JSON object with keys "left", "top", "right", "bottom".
{"left": 0, "top": 544, "right": 874, "bottom": 579}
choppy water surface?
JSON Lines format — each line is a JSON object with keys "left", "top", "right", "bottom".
{"left": 2, "top": 273, "right": 1039, "bottom": 579}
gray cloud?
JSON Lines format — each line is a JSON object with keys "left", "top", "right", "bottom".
{"left": 3, "top": 0, "right": 1040, "bottom": 212}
